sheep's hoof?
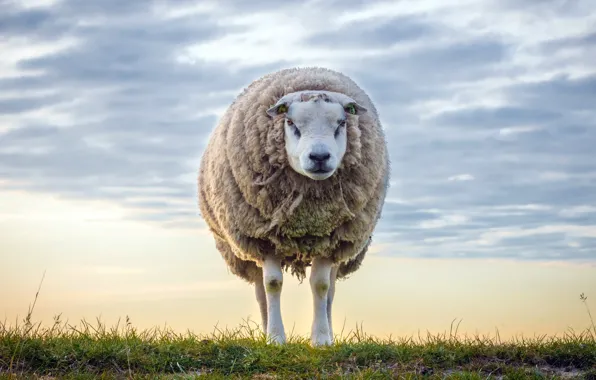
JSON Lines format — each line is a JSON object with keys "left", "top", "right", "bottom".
{"left": 266, "top": 332, "right": 286, "bottom": 345}
{"left": 311, "top": 332, "right": 333, "bottom": 347}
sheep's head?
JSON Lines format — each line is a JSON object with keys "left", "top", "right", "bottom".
{"left": 266, "top": 90, "right": 367, "bottom": 181}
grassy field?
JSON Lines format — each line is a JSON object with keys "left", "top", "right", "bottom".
{"left": 1, "top": 280, "right": 595, "bottom": 379}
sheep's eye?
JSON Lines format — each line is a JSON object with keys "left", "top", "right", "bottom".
{"left": 335, "top": 119, "right": 346, "bottom": 138}
{"left": 286, "top": 119, "right": 300, "bottom": 138}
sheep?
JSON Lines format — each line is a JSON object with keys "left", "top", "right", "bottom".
{"left": 197, "top": 66, "right": 390, "bottom": 346}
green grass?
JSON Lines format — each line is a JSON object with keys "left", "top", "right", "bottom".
{"left": 1, "top": 276, "right": 595, "bottom": 379}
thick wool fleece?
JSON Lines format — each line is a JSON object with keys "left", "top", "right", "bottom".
{"left": 198, "top": 67, "right": 390, "bottom": 283}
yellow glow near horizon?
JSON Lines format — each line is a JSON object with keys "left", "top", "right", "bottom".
{"left": 1, "top": 189, "right": 595, "bottom": 341}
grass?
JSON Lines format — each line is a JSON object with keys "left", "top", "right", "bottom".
{"left": 1, "top": 275, "right": 595, "bottom": 379}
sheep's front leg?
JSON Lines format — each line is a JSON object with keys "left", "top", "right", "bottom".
{"left": 327, "top": 265, "right": 339, "bottom": 341}
{"left": 310, "top": 256, "right": 333, "bottom": 346}
{"left": 262, "top": 255, "right": 286, "bottom": 344}
{"left": 253, "top": 267, "right": 267, "bottom": 333}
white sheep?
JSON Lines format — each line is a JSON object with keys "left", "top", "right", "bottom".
{"left": 197, "top": 66, "right": 390, "bottom": 346}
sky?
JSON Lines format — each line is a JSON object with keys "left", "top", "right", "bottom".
{"left": 1, "top": 0, "right": 595, "bottom": 340}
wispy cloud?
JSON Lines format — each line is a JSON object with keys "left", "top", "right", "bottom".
{"left": 448, "top": 174, "right": 474, "bottom": 182}
{"left": 0, "top": 0, "right": 594, "bottom": 263}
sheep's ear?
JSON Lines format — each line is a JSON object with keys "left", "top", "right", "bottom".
{"left": 331, "top": 92, "right": 367, "bottom": 115}
{"left": 344, "top": 102, "right": 367, "bottom": 115}
{"left": 266, "top": 101, "right": 289, "bottom": 118}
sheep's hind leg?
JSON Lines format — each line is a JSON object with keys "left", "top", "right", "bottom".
{"left": 253, "top": 267, "right": 267, "bottom": 334}
{"left": 310, "top": 256, "right": 333, "bottom": 346}
{"left": 262, "top": 255, "right": 286, "bottom": 344}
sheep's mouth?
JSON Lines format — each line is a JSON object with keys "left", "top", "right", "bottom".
{"left": 306, "top": 162, "right": 333, "bottom": 174}
{"left": 304, "top": 166, "right": 335, "bottom": 180}
{"left": 307, "top": 167, "right": 333, "bottom": 175}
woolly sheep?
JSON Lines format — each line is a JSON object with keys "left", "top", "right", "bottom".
{"left": 197, "top": 66, "right": 390, "bottom": 346}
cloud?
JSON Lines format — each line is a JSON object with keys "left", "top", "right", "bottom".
{"left": 0, "top": 0, "right": 594, "bottom": 263}
{"left": 304, "top": 16, "right": 437, "bottom": 49}
{"left": 559, "top": 205, "right": 596, "bottom": 218}
{"left": 448, "top": 174, "right": 474, "bottom": 182}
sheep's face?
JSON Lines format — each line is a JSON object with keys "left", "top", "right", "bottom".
{"left": 267, "top": 91, "right": 367, "bottom": 181}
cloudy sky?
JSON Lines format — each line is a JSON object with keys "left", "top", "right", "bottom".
{"left": 1, "top": 0, "right": 595, "bottom": 339}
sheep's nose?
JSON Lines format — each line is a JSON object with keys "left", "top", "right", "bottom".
{"left": 309, "top": 152, "right": 331, "bottom": 163}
